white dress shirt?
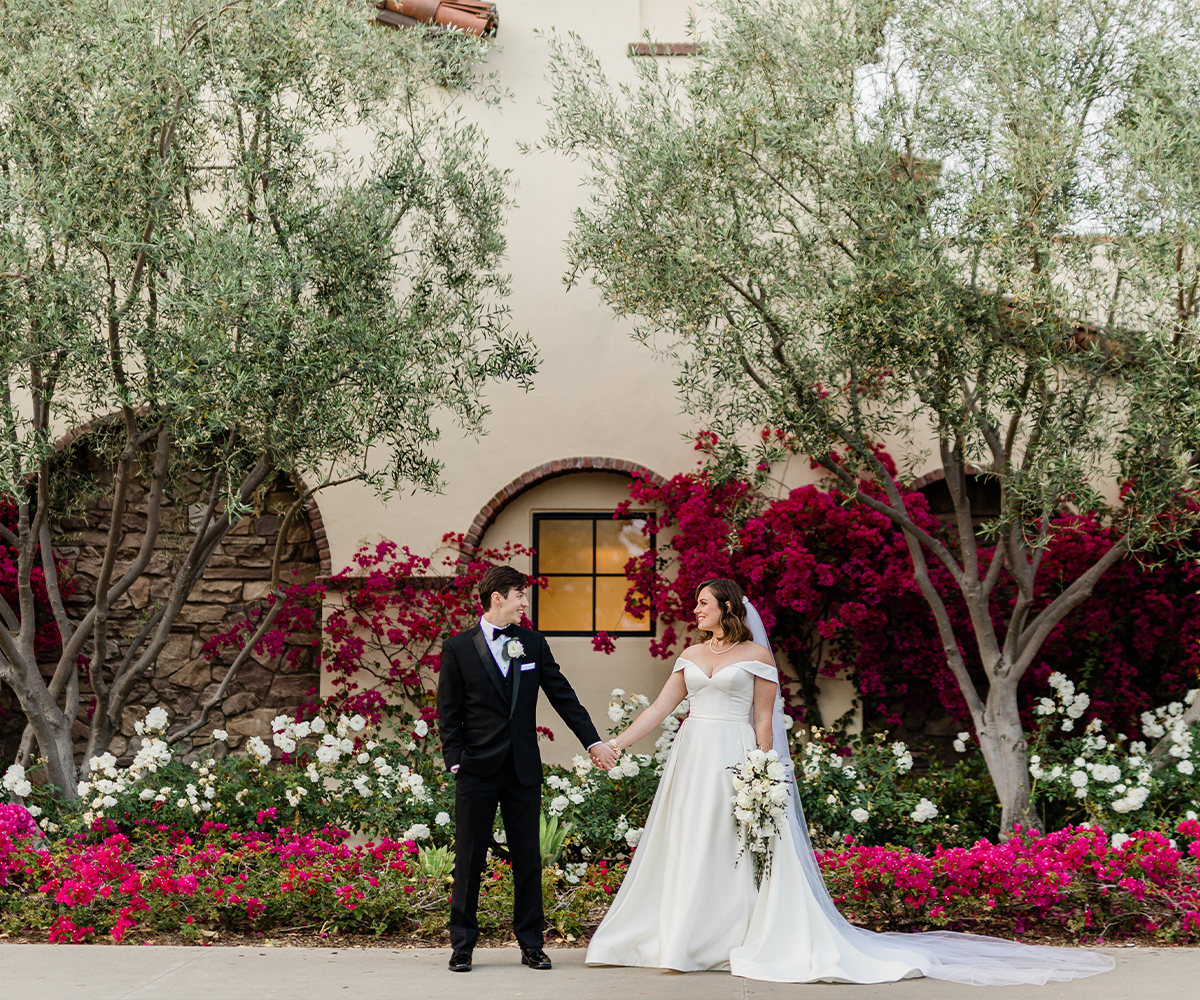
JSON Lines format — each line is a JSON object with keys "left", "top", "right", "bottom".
{"left": 479, "top": 615, "right": 515, "bottom": 677}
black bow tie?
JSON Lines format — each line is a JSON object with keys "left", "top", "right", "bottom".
{"left": 492, "top": 624, "right": 517, "bottom": 639}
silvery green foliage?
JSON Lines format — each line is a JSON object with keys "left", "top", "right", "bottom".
{"left": 538, "top": 0, "right": 1200, "bottom": 832}
{"left": 0, "top": 0, "right": 532, "bottom": 498}
{"left": 0, "top": 0, "right": 533, "bottom": 798}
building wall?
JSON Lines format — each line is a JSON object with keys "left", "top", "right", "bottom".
{"left": 318, "top": 1, "right": 709, "bottom": 566}
{"left": 309, "top": 1, "right": 890, "bottom": 762}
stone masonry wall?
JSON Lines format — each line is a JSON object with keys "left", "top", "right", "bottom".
{"left": 48, "top": 465, "right": 323, "bottom": 763}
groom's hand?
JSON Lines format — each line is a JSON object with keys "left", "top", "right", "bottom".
{"left": 589, "top": 741, "right": 619, "bottom": 770}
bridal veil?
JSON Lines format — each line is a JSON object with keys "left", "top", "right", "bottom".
{"left": 737, "top": 596, "right": 1114, "bottom": 986}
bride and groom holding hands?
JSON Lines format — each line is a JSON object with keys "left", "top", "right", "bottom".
{"left": 437, "top": 566, "right": 1115, "bottom": 985}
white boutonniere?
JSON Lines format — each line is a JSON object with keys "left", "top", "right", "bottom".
{"left": 504, "top": 638, "right": 525, "bottom": 661}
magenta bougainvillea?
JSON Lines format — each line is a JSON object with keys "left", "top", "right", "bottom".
{"left": 1, "top": 817, "right": 1197, "bottom": 943}
{"left": 819, "top": 821, "right": 1200, "bottom": 939}
{"left": 204, "top": 534, "right": 535, "bottom": 725}
{"left": 617, "top": 461, "right": 1200, "bottom": 736}
{"left": 0, "top": 498, "right": 78, "bottom": 664}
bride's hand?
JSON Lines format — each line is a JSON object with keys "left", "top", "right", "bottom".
{"left": 590, "top": 740, "right": 620, "bottom": 769}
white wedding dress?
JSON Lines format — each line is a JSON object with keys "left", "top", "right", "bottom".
{"left": 586, "top": 657, "right": 1116, "bottom": 985}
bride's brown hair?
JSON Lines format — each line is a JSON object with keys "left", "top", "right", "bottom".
{"left": 695, "top": 578, "right": 752, "bottom": 645}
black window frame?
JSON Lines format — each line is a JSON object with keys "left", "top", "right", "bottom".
{"left": 531, "top": 511, "right": 656, "bottom": 637}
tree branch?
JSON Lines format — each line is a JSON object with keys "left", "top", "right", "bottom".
{"left": 814, "top": 454, "right": 964, "bottom": 584}
{"left": 167, "top": 587, "right": 286, "bottom": 746}
{"left": 1012, "top": 535, "right": 1129, "bottom": 676}
{"left": 270, "top": 473, "right": 363, "bottom": 587}
{"left": 108, "top": 453, "right": 274, "bottom": 710}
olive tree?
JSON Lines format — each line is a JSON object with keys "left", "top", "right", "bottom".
{"left": 538, "top": 0, "right": 1200, "bottom": 832}
{"left": 0, "top": 0, "right": 534, "bottom": 799}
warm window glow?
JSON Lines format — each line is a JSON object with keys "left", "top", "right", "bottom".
{"left": 532, "top": 513, "right": 654, "bottom": 635}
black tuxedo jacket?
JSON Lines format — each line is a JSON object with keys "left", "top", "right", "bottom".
{"left": 437, "top": 624, "right": 601, "bottom": 787}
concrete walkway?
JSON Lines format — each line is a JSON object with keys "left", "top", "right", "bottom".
{"left": 0, "top": 945, "right": 1195, "bottom": 1000}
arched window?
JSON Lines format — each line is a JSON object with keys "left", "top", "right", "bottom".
{"left": 917, "top": 473, "right": 1001, "bottom": 527}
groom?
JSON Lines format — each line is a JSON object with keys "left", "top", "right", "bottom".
{"left": 437, "top": 566, "right": 618, "bottom": 972}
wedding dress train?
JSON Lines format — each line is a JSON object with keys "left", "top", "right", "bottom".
{"left": 585, "top": 658, "right": 1115, "bottom": 985}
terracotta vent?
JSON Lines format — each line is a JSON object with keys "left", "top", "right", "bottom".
{"left": 376, "top": 0, "right": 499, "bottom": 37}
{"left": 627, "top": 42, "right": 702, "bottom": 56}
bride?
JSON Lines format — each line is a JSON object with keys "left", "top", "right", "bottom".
{"left": 585, "top": 578, "right": 1115, "bottom": 985}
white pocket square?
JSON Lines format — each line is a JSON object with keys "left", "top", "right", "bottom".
{"left": 519, "top": 663, "right": 537, "bottom": 671}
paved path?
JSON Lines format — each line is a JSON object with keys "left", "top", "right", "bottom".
{"left": 0, "top": 945, "right": 1195, "bottom": 999}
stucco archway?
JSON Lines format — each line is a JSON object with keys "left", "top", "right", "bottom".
{"left": 461, "top": 457, "right": 667, "bottom": 560}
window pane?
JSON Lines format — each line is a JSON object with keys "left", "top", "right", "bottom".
{"left": 596, "top": 577, "right": 651, "bottom": 632}
{"left": 595, "top": 518, "right": 649, "bottom": 574}
{"left": 537, "top": 519, "right": 593, "bottom": 573}
{"left": 539, "top": 576, "right": 593, "bottom": 631}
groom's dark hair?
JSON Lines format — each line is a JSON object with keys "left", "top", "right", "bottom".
{"left": 478, "top": 565, "right": 528, "bottom": 610}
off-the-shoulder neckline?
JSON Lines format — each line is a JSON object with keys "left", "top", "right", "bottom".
{"left": 676, "top": 656, "right": 776, "bottom": 681}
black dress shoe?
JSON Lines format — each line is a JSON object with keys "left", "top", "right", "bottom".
{"left": 448, "top": 949, "right": 473, "bottom": 972}
{"left": 520, "top": 947, "right": 552, "bottom": 970}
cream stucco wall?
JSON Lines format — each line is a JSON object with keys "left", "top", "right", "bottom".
{"left": 308, "top": 2, "right": 900, "bottom": 760}
{"left": 317, "top": 2, "right": 711, "bottom": 567}
{"left": 311, "top": 3, "right": 712, "bottom": 763}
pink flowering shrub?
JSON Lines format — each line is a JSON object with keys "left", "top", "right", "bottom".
{"left": 0, "top": 822, "right": 619, "bottom": 943}
{"left": 0, "top": 804, "right": 38, "bottom": 841}
{"left": 819, "top": 822, "right": 1200, "bottom": 942}
{"left": 204, "top": 534, "right": 533, "bottom": 727}
{"left": 618, "top": 460, "right": 1200, "bottom": 737}
{"left": 1, "top": 821, "right": 1196, "bottom": 943}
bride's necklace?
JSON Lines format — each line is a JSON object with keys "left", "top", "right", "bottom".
{"left": 708, "top": 636, "right": 737, "bottom": 655}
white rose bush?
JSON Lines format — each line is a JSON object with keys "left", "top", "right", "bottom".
{"left": 6, "top": 707, "right": 456, "bottom": 845}
{"left": 525, "top": 690, "right": 682, "bottom": 857}
{"left": 1021, "top": 680, "right": 1200, "bottom": 834}
{"left": 791, "top": 675, "right": 1199, "bottom": 853}
{"left": 793, "top": 731, "right": 977, "bottom": 847}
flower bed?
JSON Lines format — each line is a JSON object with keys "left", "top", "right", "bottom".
{"left": 0, "top": 818, "right": 626, "bottom": 943}
{"left": 820, "top": 822, "right": 1200, "bottom": 942}
{"left": 1, "top": 811, "right": 1196, "bottom": 945}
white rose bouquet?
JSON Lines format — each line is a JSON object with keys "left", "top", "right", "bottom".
{"left": 729, "top": 748, "right": 790, "bottom": 885}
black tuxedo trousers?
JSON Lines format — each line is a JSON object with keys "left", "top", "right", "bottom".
{"left": 437, "top": 625, "right": 601, "bottom": 951}
{"left": 450, "top": 749, "right": 543, "bottom": 950}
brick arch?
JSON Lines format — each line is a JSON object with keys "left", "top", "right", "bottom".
{"left": 909, "top": 465, "right": 987, "bottom": 491}
{"left": 461, "top": 457, "right": 668, "bottom": 559}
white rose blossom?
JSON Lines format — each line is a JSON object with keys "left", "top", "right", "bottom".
{"left": 3, "top": 763, "right": 33, "bottom": 799}
{"left": 144, "top": 706, "right": 169, "bottom": 733}
{"left": 910, "top": 798, "right": 938, "bottom": 823}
